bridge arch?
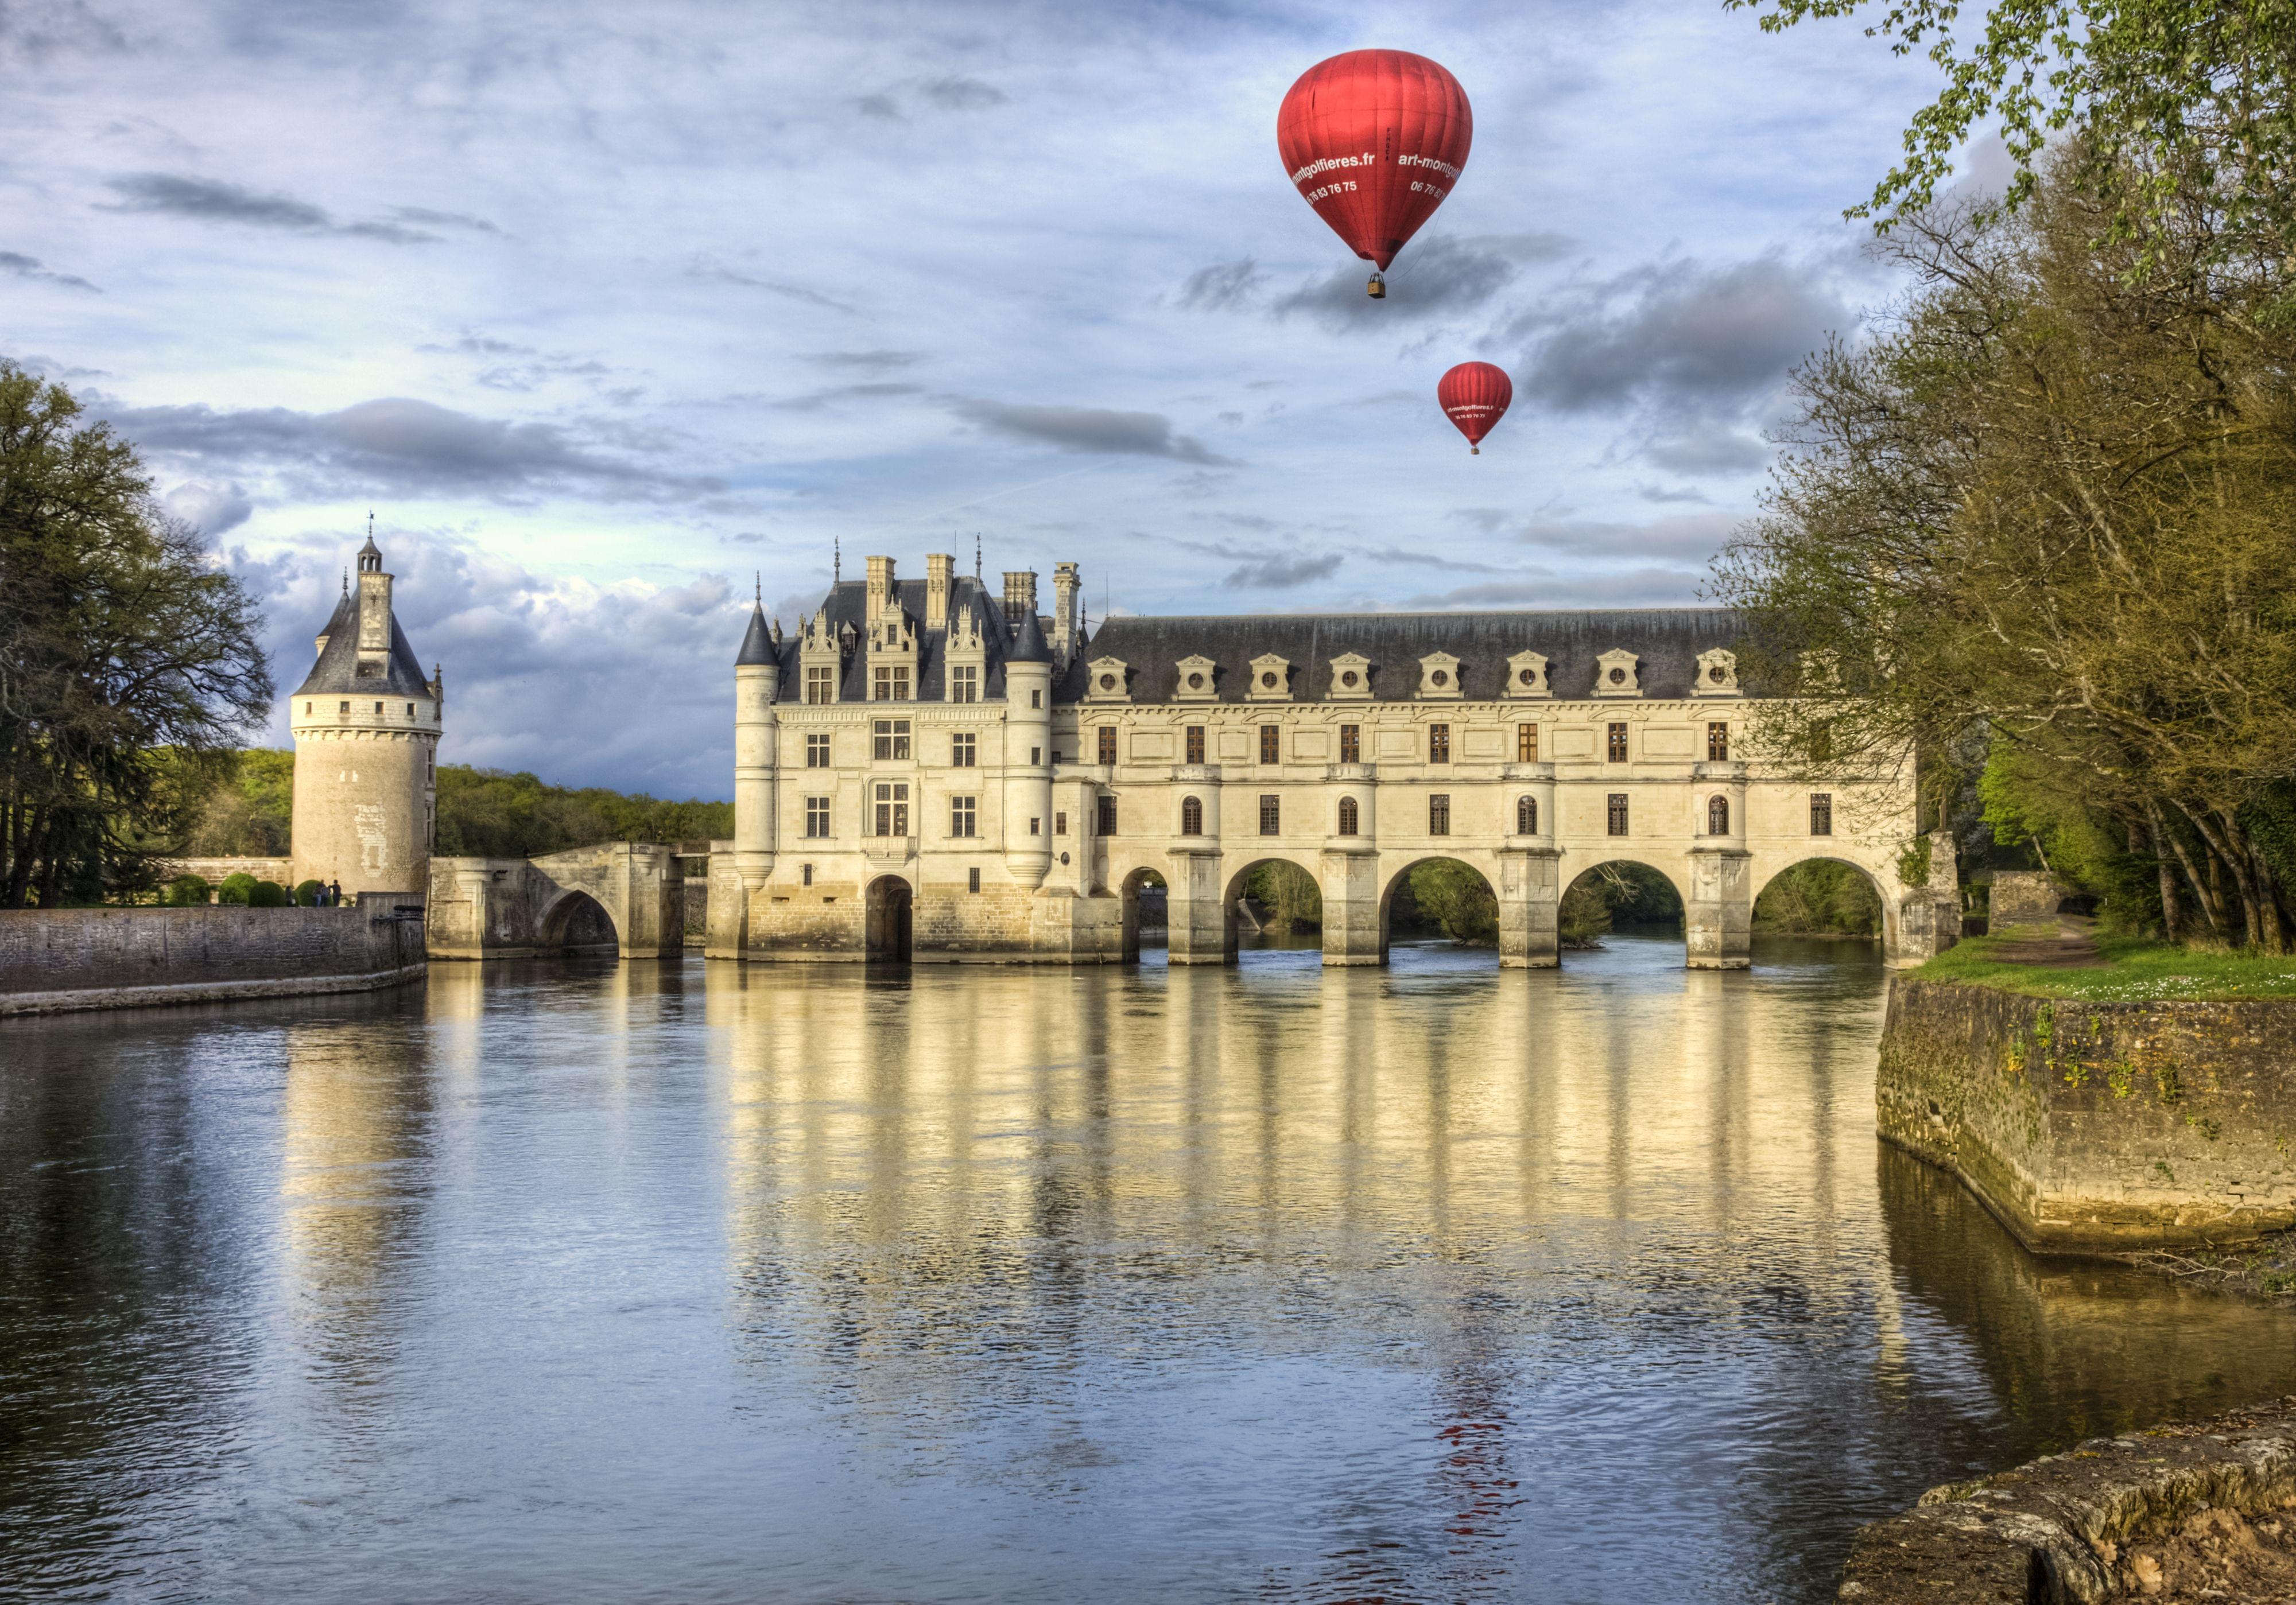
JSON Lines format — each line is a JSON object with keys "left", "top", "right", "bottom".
{"left": 1558, "top": 856, "right": 1688, "bottom": 957}
{"left": 1221, "top": 852, "right": 1326, "bottom": 960}
{"left": 1119, "top": 865, "right": 1168, "bottom": 963}
{"left": 536, "top": 888, "right": 619, "bottom": 954}
{"left": 864, "top": 873, "right": 914, "bottom": 962}
{"left": 1750, "top": 852, "right": 1893, "bottom": 949}
{"left": 1378, "top": 855, "right": 1502, "bottom": 962}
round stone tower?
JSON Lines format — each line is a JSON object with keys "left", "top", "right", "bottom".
{"left": 288, "top": 535, "right": 442, "bottom": 896}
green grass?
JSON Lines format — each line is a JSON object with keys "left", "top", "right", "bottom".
{"left": 1914, "top": 927, "right": 2296, "bottom": 1001}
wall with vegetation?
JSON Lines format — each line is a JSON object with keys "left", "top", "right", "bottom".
{"left": 0, "top": 904, "right": 425, "bottom": 1015}
{"left": 1878, "top": 977, "right": 2296, "bottom": 1252}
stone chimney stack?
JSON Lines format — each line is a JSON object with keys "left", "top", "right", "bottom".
{"left": 865, "top": 555, "right": 895, "bottom": 624}
{"left": 926, "top": 552, "right": 953, "bottom": 630}
{"left": 1051, "top": 562, "right": 1079, "bottom": 661}
{"left": 1002, "top": 569, "right": 1038, "bottom": 627}
{"left": 355, "top": 537, "right": 391, "bottom": 676}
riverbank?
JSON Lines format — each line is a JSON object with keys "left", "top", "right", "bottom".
{"left": 1876, "top": 929, "right": 2296, "bottom": 1253}
{"left": 1839, "top": 1396, "right": 2296, "bottom": 1602}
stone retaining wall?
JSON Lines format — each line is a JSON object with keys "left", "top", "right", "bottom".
{"left": 0, "top": 904, "right": 425, "bottom": 1016}
{"left": 1878, "top": 978, "right": 2296, "bottom": 1252}
{"left": 1840, "top": 1398, "right": 2296, "bottom": 1602}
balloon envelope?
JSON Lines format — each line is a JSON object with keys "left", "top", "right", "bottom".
{"left": 1277, "top": 50, "right": 1472, "bottom": 273}
{"left": 1438, "top": 362, "right": 1512, "bottom": 451}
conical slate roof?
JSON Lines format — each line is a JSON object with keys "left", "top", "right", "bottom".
{"left": 1005, "top": 607, "right": 1053, "bottom": 665}
{"left": 735, "top": 602, "right": 775, "bottom": 666}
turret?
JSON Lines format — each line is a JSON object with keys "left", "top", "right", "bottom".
{"left": 1002, "top": 589, "right": 1054, "bottom": 890}
{"left": 734, "top": 597, "right": 781, "bottom": 891}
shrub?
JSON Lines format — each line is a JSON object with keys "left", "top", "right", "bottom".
{"left": 216, "top": 872, "right": 257, "bottom": 906}
{"left": 163, "top": 873, "right": 213, "bottom": 906}
{"left": 248, "top": 880, "right": 288, "bottom": 907}
{"left": 295, "top": 879, "right": 325, "bottom": 906}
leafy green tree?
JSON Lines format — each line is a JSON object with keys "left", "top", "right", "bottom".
{"left": 0, "top": 363, "right": 270, "bottom": 906}
{"left": 1752, "top": 860, "right": 1884, "bottom": 935}
{"left": 216, "top": 872, "right": 256, "bottom": 906}
{"left": 184, "top": 747, "right": 294, "bottom": 856}
{"left": 1388, "top": 859, "right": 1499, "bottom": 943}
{"left": 1242, "top": 860, "right": 1321, "bottom": 933}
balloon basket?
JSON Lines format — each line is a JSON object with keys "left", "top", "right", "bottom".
{"left": 1366, "top": 273, "right": 1386, "bottom": 300}
{"left": 1470, "top": 446, "right": 1479, "bottom": 454}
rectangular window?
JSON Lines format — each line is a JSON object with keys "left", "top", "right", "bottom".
{"left": 1096, "top": 794, "right": 1116, "bottom": 836}
{"left": 1185, "top": 725, "right": 1205, "bottom": 765}
{"left": 1055, "top": 811, "right": 1068, "bottom": 836}
{"left": 872, "top": 718, "right": 912, "bottom": 761}
{"left": 1030, "top": 747, "right": 1042, "bottom": 766}
{"left": 805, "top": 665, "right": 834, "bottom": 705}
{"left": 1339, "top": 724, "right": 1360, "bottom": 765}
{"left": 804, "top": 796, "right": 831, "bottom": 838}
{"left": 951, "top": 795, "right": 976, "bottom": 838}
{"left": 872, "top": 781, "right": 910, "bottom": 837}
{"left": 1607, "top": 792, "right": 1630, "bottom": 837}
{"left": 1429, "top": 794, "right": 1450, "bottom": 836}
{"left": 1097, "top": 725, "right": 1116, "bottom": 766}
{"left": 1029, "top": 817, "right": 1041, "bottom": 835}
{"left": 1030, "top": 689, "right": 1042, "bottom": 710}
{"left": 872, "top": 664, "right": 911, "bottom": 702}
{"left": 1608, "top": 721, "right": 1628, "bottom": 763}
{"left": 968, "top": 867, "right": 980, "bottom": 893}
{"left": 806, "top": 733, "right": 831, "bottom": 768}
{"left": 338, "top": 701, "right": 348, "bottom": 714}
{"left": 951, "top": 664, "right": 978, "bottom": 704}
{"left": 1708, "top": 721, "right": 1730, "bottom": 762}
{"left": 1517, "top": 723, "right": 1538, "bottom": 763}
{"left": 374, "top": 701, "right": 383, "bottom": 714}
{"left": 1429, "top": 723, "right": 1450, "bottom": 764}
{"left": 1258, "top": 794, "right": 1280, "bottom": 836}
{"left": 802, "top": 863, "right": 813, "bottom": 887}
{"left": 1811, "top": 793, "right": 1833, "bottom": 836}
{"left": 1260, "top": 724, "right": 1280, "bottom": 764}
{"left": 951, "top": 732, "right": 976, "bottom": 767}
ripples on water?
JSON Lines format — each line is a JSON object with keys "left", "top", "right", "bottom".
{"left": 3, "top": 936, "right": 2293, "bottom": 1604}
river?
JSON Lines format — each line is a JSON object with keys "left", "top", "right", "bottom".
{"left": 4, "top": 936, "right": 2292, "bottom": 1604}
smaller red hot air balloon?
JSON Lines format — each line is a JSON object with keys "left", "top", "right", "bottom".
{"left": 1438, "top": 362, "right": 1512, "bottom": 454}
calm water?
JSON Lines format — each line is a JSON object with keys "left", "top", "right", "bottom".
{"left": 5, "top": 936, "right": 2294, "bottom": 1604}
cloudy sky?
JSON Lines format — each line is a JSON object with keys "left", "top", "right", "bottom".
{"left": 1, "top": 0, "right": 1965, "bottom": 796}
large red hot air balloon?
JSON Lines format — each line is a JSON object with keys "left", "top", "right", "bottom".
{"left": 1438, "top": 362, "right": 1511, "bottom": 454}
{"left": 1277, "top": 50, "right": 1473, "bottom": 300}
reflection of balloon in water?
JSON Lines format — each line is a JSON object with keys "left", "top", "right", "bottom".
{"left": 1438, "top": 362, "right": 1512, "bottom": 454}
{"left": 1277, "top": 50, "right": 1472, "bottom": 300}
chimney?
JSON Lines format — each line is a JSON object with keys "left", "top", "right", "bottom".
{"left": 1051, "top": 562, "right": 1079, "bottom": 661}
{"left": 355, "top": 538, "right": 391, "bottom": 678}
{"left": 1002, "top": 569, "right": 1037, "bottom": 627}
{"left": 926, "top": 552, "right": 953, "bottom": 630}
{"left": 865, "top": 555, "right": 895, "bottom": 623}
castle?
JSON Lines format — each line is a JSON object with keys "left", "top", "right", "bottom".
{"left": 706, "top": 551, "right": 1956, "bottom": 968}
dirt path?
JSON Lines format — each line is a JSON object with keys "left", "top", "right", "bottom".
{"left": 1984, "top": 913, "right": 2104, "bottom": 967}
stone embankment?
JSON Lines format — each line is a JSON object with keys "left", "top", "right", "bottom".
{"left": 0, "top": 900, "right": 425, "bottom": 1016}
{"left": 1878, "top": 977, "right": 2296, "bottom": 1252}
{"left": 1839, "top": 1398, "right": 2296, "bottom": 1602}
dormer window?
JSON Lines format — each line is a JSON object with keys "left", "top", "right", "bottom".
{"left": 1505, "top": 650, "right": 1551, "bottom": 699}
{"left": 1328, "top": 652, "right": 1374, "bottom": 701}
{"left": 1246, "top": 653, "right": 1292, "bottom": 702}
{"left": 1594, "top": 649, "right": 1642, "bottom": 698}
{"left": 1085, "top": 656, "right": 1131, "bottom": 703}
{"left": 1174, "top": 654, "right": 1219, "bottom": 702}
{"left": 1416, "top": 652, "right": 1463, "bottom": 699}
{"left": 1696, "top": 648, "right": 1740, "bottom": 697}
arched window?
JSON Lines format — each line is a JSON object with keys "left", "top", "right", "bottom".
{"left": 1708, "top": 795, "right": 1730, "bottom": 835}
{"left": 1337, "top": 796, "right": 1359, "bottom": 836}
{"left": 1180, "top": 796, "right": 1204, "bottom": 836}
{"left": 1516, "top": 795, "right": 1537, "bottom": 835}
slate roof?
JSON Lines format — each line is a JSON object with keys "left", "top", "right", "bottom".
{"left": 293, "top": 590, "right": 435, "bottom": 698}
{"left": 1060, "top": 608, "right": 1750, "bottom": 703}
{"left": 762, "top": 574, "right": 1029, "bottom": 704}
{"left": 735, "top": 602, "right": 775, "bottom": 666}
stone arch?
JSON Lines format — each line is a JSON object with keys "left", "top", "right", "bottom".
{"left": 1557, "top": 856, "right": 1689, "bottom": 958}
{"left": 536, "top": 888, "right": 619, "bottom": 955}
{"left": 864, "top": 873, "right": 914, "bottom": 962}
{"left": 1750, "top": 852, "right": 1894, "bottom": 950}
{"left": 1119, "top": 864, "right": 1168, "bottom": 963}
{"left": 1376, "top": 856, "right": 1502, "bottom": 962}
{"left": 1221, "top": 852, "right": 1327, "bottom": 960}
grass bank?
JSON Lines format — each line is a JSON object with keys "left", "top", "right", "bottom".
{"left": 1914, "top": 928, "right": 2296, "bottom": 1001}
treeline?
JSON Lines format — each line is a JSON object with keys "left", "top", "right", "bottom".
{"left": 1, "top": 364, "right": 270, "bottom": 907}
{"left": 188, "top": 752, "right": 733, "bottom": 860}
{"left": 1718, "top": 5, "right": 2296, "bottom": 950}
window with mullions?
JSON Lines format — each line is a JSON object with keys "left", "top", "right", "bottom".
{"left": 1518, "top": 723, "right": 1538, "bottom": 762}
{"left": 1810, "top": 793, "right": 1833, "bottom": 836}
{"left": 805, "top": 666, "right": 835, "bottom": 704}
{"left": 1259, "top": 724, "right": 1280, "bottom": 764}
{"left": 951, "top": 795, "right": 977, "bottom": 838}
{"left": 1096, "top": 794, "right": 1116, "bottom": 836}
{"left": 951, "top": 732, "right": 976, "bottom": 767}
{"left": 1429, "top": 724, "right": 1450, "bottom": 763}
{"left": 1258, "top": 794, "right": 1280, "bottom": 835}
{"left": 1708, "top": 795, "right": 1729, "bottom": 835}
{"left": 1337, "top": 796, "right": 1359, "bottom": 835}
{"left": 871, "top": 718, "right": 910, "bottom": 760}
{"left": 1516, "top": 795, "right": 1537, "bottom": 834}
{"left": 872, "top": 782, "right": 910, "bottom": 837}
{"left": 1097, "top": 726, "right": 1116, "bottom": 765}
{"left": 1607, "top": 792, "right": 1630, "bottom": 836}
{"left": 804, "top": 796, "right": 831, "bottom": 838}
{"left": 1185, "top": 725, "right": 1205, "bottom": 765}
{"left": 1429, "top": 794, "right": 1450, "bottom": 835}
{"left": 1339, "top": 724, "right": 1360, "bottom": 765}
{"left": 1708, "top": 721, "right": 1730, "bottom": 762}
{"left": 805, "top": 733, "right": 831, "bottom": 768}
{"left": 872, "top": 664, "right": 911, "bottom": 702}
{"left": 950, "top": 664, "right": 978, "bottom": 704}
{"left": 1180, "top": 796, "right": 1204, "bottom": 835}
{"left": 1607, "top": 722, "right": 1628, "bottom": 763}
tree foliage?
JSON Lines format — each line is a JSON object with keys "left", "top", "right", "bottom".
{"left": 1728, "top": 0, "right": 2296, "bottom": 286}
{"left": 1752, "top": 860, "right": 1886, "bottom": 935}
{"left": 1713, "top": 153, "right": 2296, "bottom": 947}
{"left": 0, "top": 363, "right": 271, "bottom": 906}
{"left": 1389, "top": 858, "right": 1498, "bottom": 943}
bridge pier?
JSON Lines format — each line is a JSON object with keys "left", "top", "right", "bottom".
{"left": 1319, "top": 842, "right": 1382, "bottom": 965}
{"left": 1496, "top": 842, "right": 1561, "bottom": 968}
{"left": 1164, "top": 844, "right": 1227, "bottom": 965}
{"left": 1685, "top": 845, "right": 1753, "bottom": 969}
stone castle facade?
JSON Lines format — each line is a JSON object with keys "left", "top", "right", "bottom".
{"left": 708, "top": 551, "right": 1956, "bottom": 968}
{"left": 288, "top": 537, "right": 441, "bottom": 897}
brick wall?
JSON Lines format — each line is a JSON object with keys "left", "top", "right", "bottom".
{"left": 1878, "top": 976, "right": 2296, "bottom": 1251}
{"left": 0, "top": 905, "right": 425, "bottom": 1015}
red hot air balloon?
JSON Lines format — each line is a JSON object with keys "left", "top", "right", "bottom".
{"left": 1277, "top": 50, "right": 1472, "bottom": 300}
{"left": 1438, "top": 362, "right": 1512, "bottom": 454}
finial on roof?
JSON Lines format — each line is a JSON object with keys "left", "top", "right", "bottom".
{"left": 974, "top": 532, "right": 982, "bottom": 580}
{"left": 833, "top": 537, "right": 840, "bottom": 584}
{"left": 754, "top": 570, "right": 761, "bottom": 604}
{"left": 340, "top": 568, "right": 349, "bottom": 596}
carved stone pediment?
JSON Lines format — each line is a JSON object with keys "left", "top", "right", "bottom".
{"left": 1417, "top": 651, "right": 1463, "bottom": 699}
{"left": 1695, "top": 647, "right": 1740, "bottom": 697}
{"left": 1327, "top": 651, "right": 1373, "bottom": 701}
{"left": 1085, "top": 655, "right": 1131, "bottom": 702}
{"left": 1246, "top": 653, "right": 1292, "bottom": 702}
{"left": 1594, "top": 648, "right": 1642, "bottom": 698}
{"left": 1505, "top": 650, "right": 1551, "bottom": 699}
{"left": 1173, "top": 654, "right": 1219, "bottom": 702}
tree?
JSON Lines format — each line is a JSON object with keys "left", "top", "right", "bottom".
{"left": 1712, "top": 155, "right": 2296, "bottom": 948}
{"left": 1728, "top": 0, "right": 2296, "bottom": 287}
{"left": 0, "top": 363, "right": 271, "bottom": 906}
